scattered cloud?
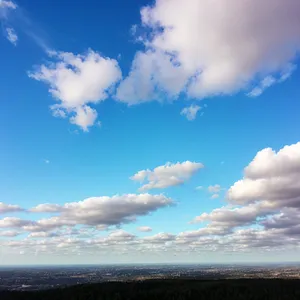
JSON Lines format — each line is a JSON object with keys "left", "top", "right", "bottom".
{"left": 131, "top": 161, "right": 204, "bottom": 191}
{"left": 1, "top": 141, "right": 300, "bottom": 256}
{"left": 0, "top": 0, "right": 16, "bottom": 9}
{"left": 0, "top": 230, "right": 20, "bottom": 237}
{"left": 211, "top": 194, "right": 219, "bottom": 199}
{"left": 27, "top": 194, "right": 173, "bottom": 231}
{"left": 208, "top": 184, "right": 221, "bottom": 194}
{"left": 186, "top": 141, "right": 300, "bottom": 252}
{"left": 0, "top": 217, "right": 33, "bottom": 228}
{"left": 142, "top": 232, "right": 175, "bottom": 244}
{"left": 195, "top": 186, "right": 203, "bottom": 190}
{"left": 29, "top": 50, "right": 122, "bottom": 131}
{"left": 247, "top": 65, "right": 297, "bottom": 97}
{"left": 30, "top": 203, "right": 61, "bottom": 213}
{"left": 5, "top": 27, "right": 17, "bottom": 45}
{"left": 117, "top": 0, "right": 300, "bottom": 104}
{"left": 137, "top": 226, "right": 152, "bottom": 232}
{"left": 181, "top": 104, "right": 201, "bottom": 121}
{"left": 0, "top": 202, "right": 23, "bottom": 214}
{"left": 0, "top": 1, "right": 18, "bottom": 44}
{"left": 0, "top": 0, "right": 16, "bottom": 15}
{"left": 28, "top": 231, "right": 59, "bottom": 238}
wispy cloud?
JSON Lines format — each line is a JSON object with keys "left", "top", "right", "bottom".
{"left": 0, "top": 0, "right": 51, "bottom": 51}
{"left": 5, "top": 26, "right": 17, "bottom": 45}
{"left": 248, "top": 64, "right": 297, "bottom": 97}
{"left": 181, "top": 104, "right": 201, "bottom": 121}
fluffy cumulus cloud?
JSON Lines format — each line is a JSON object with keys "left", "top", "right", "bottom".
{"left": 131, "top": 161, "right": 204, "bottom": 191}
{"left": 185, "top": 141, "right": 300, "bottom": 252}
{"left": 181, "top": 104, "right": 201, "bottom": 121}
{"left": 29, "top": 50, "right": 122, "bottom": 131}
{"left": 117, "top": 0, "right": 300, "bottom": 103}
{"left": 228, "top": 142, "right": 300, "bottom": 206}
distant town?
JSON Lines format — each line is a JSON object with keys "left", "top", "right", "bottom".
{"left": 1, "top": 264, "right": 300, "bottom": 291}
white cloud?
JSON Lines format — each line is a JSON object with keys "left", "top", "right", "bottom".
{"left": 228, "top": 142, "right": 300, "bottom": 206}
{"left": 131, "top": 161, "right": 204, "bottom": 191}
{"left": 208, "top": 184, "right": 221, "bottom": 194}
{"left": 211, "top": 194, "right": 219, "bottom": 199}
{"left": 28, "top": 231, "right": 59, "bottom": 238}
{"left": 142, "top": 232, "right": 175, "bottom": 244}
{"left": 5, "top": 27, "right": 17, "bottom": 45}
{"left": 28, "top": 194, "right": 173, "bottom": 231}
{"left": 247, "top": 76, "right": 276, "bottom": 97}
{"left": 137, "top": 226, "right": 152, "bottom": 232}
{"left": 29, "top": 50, "right": 122, "bottom": 131}
{"left": 247, "top": 64, "right": 296, "bottom": 97}
{"left": 0, "top": 1, "right": 17, "bottom": 45}
{"left": 0, "top": 217, "right": 33, "bottom": 228}
{"left": 2, "top": 144, "right": 300, "bottom": 256}
{"left": 0, "top": 230, "right": 20, "bottom": 237}
{"left": 0, "top": 0, "right": 16, "bottom": 9}
{"left": 181, "top": 104, "right": 201, "bottom": 121}
{"left": 185, "top": 141, "right": 300, "bottom": 251}
{"left": 191, "top": 202, "right": 275, "bottom": 229}
{"left": 0, "top": 202, "right": 23, "bottom": 214}
{"left": 116, "top": 50, "right": 188, "bottom": 104}
{"left": 30, "top": 203, "right": 62, "bottom": 213}
{"left": 69, "top": 105, "right": 98, "bottom": 132}
{"left": 117, "top": 0, "right": 300, "bottom": 103}
{"left": 195, "top": 186, "right": 203, "bottom": 190}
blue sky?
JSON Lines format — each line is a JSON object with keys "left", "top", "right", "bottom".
{"left": 0, "top": 0, "right": 300, "bottom": 265}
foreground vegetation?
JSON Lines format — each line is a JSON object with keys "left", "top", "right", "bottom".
{"left": 1, "top": 279, "right": 300, "bottom": 300}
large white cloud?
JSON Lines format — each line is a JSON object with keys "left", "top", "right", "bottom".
{"left": 117, "top": 0, "right": 300, "bottom": 103}
{"left": 191, "top": 201, "right": 276, "bottom": 231}
{"left": 184, "top": 141, "right": 300, "bottom": 252}
{"left": 29, "top": 50, "right": 122, "bottom": 131}
{"left": 28, "top": 194, "right": 173, "bottom": 231}
{"left": 228, "top": 142, "right": 300, "bottom": 206}
{"left": 131, "top": 161, "right": 204, "bottom": 191}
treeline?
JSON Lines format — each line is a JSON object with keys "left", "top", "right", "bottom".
{"left": 1, "top": 279, "right": 300, "bottom": 300}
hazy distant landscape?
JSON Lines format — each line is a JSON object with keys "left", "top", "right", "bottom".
{"left": 1, "top": 264, "right": 300, "bottom": 291}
